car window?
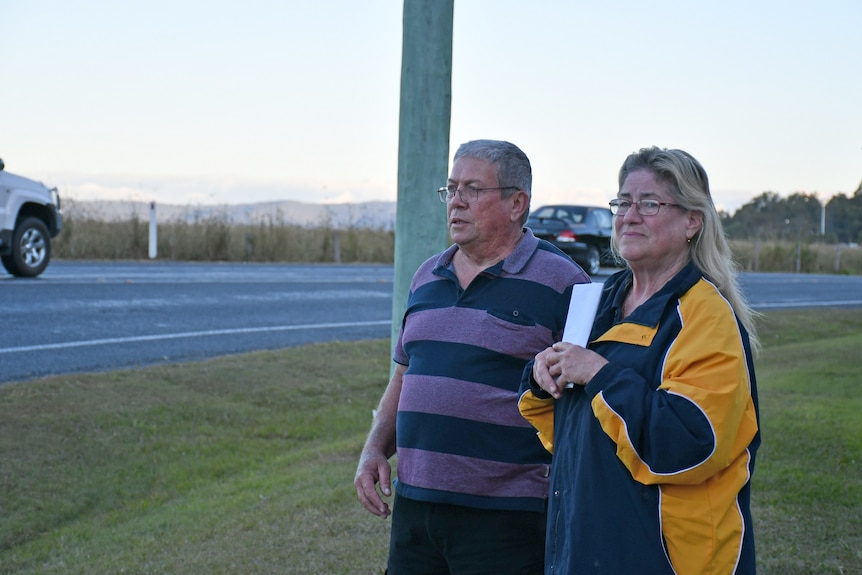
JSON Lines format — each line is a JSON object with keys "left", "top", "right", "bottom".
{"left": 594, "top": 208, "right": 612, "bottom": 230}
{"left": 566, "top": 207, "right": 585, "bottom": 224}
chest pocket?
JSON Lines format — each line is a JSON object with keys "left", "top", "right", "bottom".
{"left": 594, "top": 322, "right": 658, "bottom": 347}
{"left": 486, "top": 307, "right": 537, "bottom": 327}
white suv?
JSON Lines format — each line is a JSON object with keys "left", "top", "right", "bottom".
{"left": 0, "top": 159, "right": 63, "bottom": 277}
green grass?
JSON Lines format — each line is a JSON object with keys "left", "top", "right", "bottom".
{"left": 752, "top": 311, "right": 862, "bottom": 574}
{"left": 1, "top": 310, "right": 861, "bottom": 574}
{"left": 0, "top": 342, "right": 393, "bottom": 574}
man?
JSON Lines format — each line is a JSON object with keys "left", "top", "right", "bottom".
{"left": 354, "top": 140, "right": 590, "bottom": 574}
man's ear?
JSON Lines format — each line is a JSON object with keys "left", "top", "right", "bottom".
{"left": 510, "top": 190, "right": 530, "bottom": 223}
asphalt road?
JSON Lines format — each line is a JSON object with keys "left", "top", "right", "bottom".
{"left": 1, "top": 262, "right": 394, "bottom": 384}
{"left": 2, "top": 262, "right": 861, "bottom": 384}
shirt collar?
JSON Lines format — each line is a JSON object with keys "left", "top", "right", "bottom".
{"left": 435, "top": 228, "right": 537, "bottom": 276}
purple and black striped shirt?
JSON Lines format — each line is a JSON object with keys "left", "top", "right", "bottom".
{"left": 393, "top": 228, "right": 590, "bottom": 512}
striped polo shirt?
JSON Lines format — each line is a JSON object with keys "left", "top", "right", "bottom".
{"left": 393, "top": 228, "right": 590, "bottom": 512}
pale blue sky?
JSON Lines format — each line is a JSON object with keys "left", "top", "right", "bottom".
{"left": 2, "top": 0, "right": 860, "bottom": 213}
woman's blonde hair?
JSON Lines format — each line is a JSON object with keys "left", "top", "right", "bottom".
{"left": 614, "top": 146, "right": 760, "bottom": 352}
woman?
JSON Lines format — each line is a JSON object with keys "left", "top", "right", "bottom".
{"left": 519, "top": 147, "right": 760, "bottom": 574}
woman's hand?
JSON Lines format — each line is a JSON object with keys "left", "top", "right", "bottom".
{"left": 533, "top": 342, "right": 609, "bottom": 399}
{"left": 533, "top": 345, "right": 565, "bottom": 399}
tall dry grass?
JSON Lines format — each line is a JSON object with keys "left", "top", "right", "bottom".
{"left": 730, "top": 239, "right": 862, "bottom": 275}
{"left": 54, "top": 212, "right": 395, "bottom": 264}
{"left": 54, "top": 214, "right": 862, "bottom": 275}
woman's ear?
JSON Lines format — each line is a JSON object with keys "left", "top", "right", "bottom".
{"left": 686, "top": 210, "right": 704, "bottom": 241}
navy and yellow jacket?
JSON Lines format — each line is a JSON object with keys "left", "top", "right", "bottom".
{"left": 519, "top": 263, "right": 760, "bottom": 575}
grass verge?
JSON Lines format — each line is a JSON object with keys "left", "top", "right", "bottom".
{"left": 1, "top": 310, "right": 860, "bottom": 574}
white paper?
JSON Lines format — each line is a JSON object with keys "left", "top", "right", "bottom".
{"left": 562, "top": 282, "right": 603, "bottom": 346}
{"left": 561, "top": 282, "right": 603, "bottom": 389}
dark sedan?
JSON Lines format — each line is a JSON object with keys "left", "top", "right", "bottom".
{"left": 527, "top": 204, "right": 615, "bottom": 275}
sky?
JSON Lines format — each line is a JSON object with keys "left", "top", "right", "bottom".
{"left": 2, "top": 0, "right": 860, "bottom": 214}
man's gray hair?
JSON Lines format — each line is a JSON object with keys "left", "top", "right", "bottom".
{"left": 453, "top": 140, "right": 532, "bottom": 197}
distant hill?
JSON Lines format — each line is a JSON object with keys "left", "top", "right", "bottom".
{"left": 63, "top": 199, "right": 397, "bottom": 230}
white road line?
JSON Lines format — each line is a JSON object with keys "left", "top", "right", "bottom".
{"left": 6, "top": 300, "right": 860, "bottom": 354}
{"left": 0, "top": 320, "right": 392, "bottom": 354}
{"left": 752, "top": 300, "right": 862, "bottom": 309}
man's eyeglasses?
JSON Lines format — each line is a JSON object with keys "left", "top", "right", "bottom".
{"left": 437, "top": 185, "right": 518, "bottom": 204}
{"left": 609, "top": 198, "right": 681, "bottom": 216}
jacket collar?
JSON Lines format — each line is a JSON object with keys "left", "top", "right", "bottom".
{"left": 611, "top": 262, "right": 702, "bottom": 327}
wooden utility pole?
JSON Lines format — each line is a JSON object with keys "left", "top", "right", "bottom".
{"left": 391, "top": 0, "right": 454, "bottom": 353}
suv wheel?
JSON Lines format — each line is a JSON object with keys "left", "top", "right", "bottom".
{"left": 2, "top": 217, "right": 52, "bottom": 277}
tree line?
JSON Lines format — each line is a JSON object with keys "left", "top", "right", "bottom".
{"left": 722, "top": 182, "right": 862, "bottom": 244}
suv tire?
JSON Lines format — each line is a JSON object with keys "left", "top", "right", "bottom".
{"left": 1, "top": 217, "right": 51, "bottom": 277}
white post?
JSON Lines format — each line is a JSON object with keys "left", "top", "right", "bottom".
{"left": 821, "top": 201, "right": 826, "bottom": 236}
{"left": 149, "top": 201, "right": 157, "bottom": 259}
